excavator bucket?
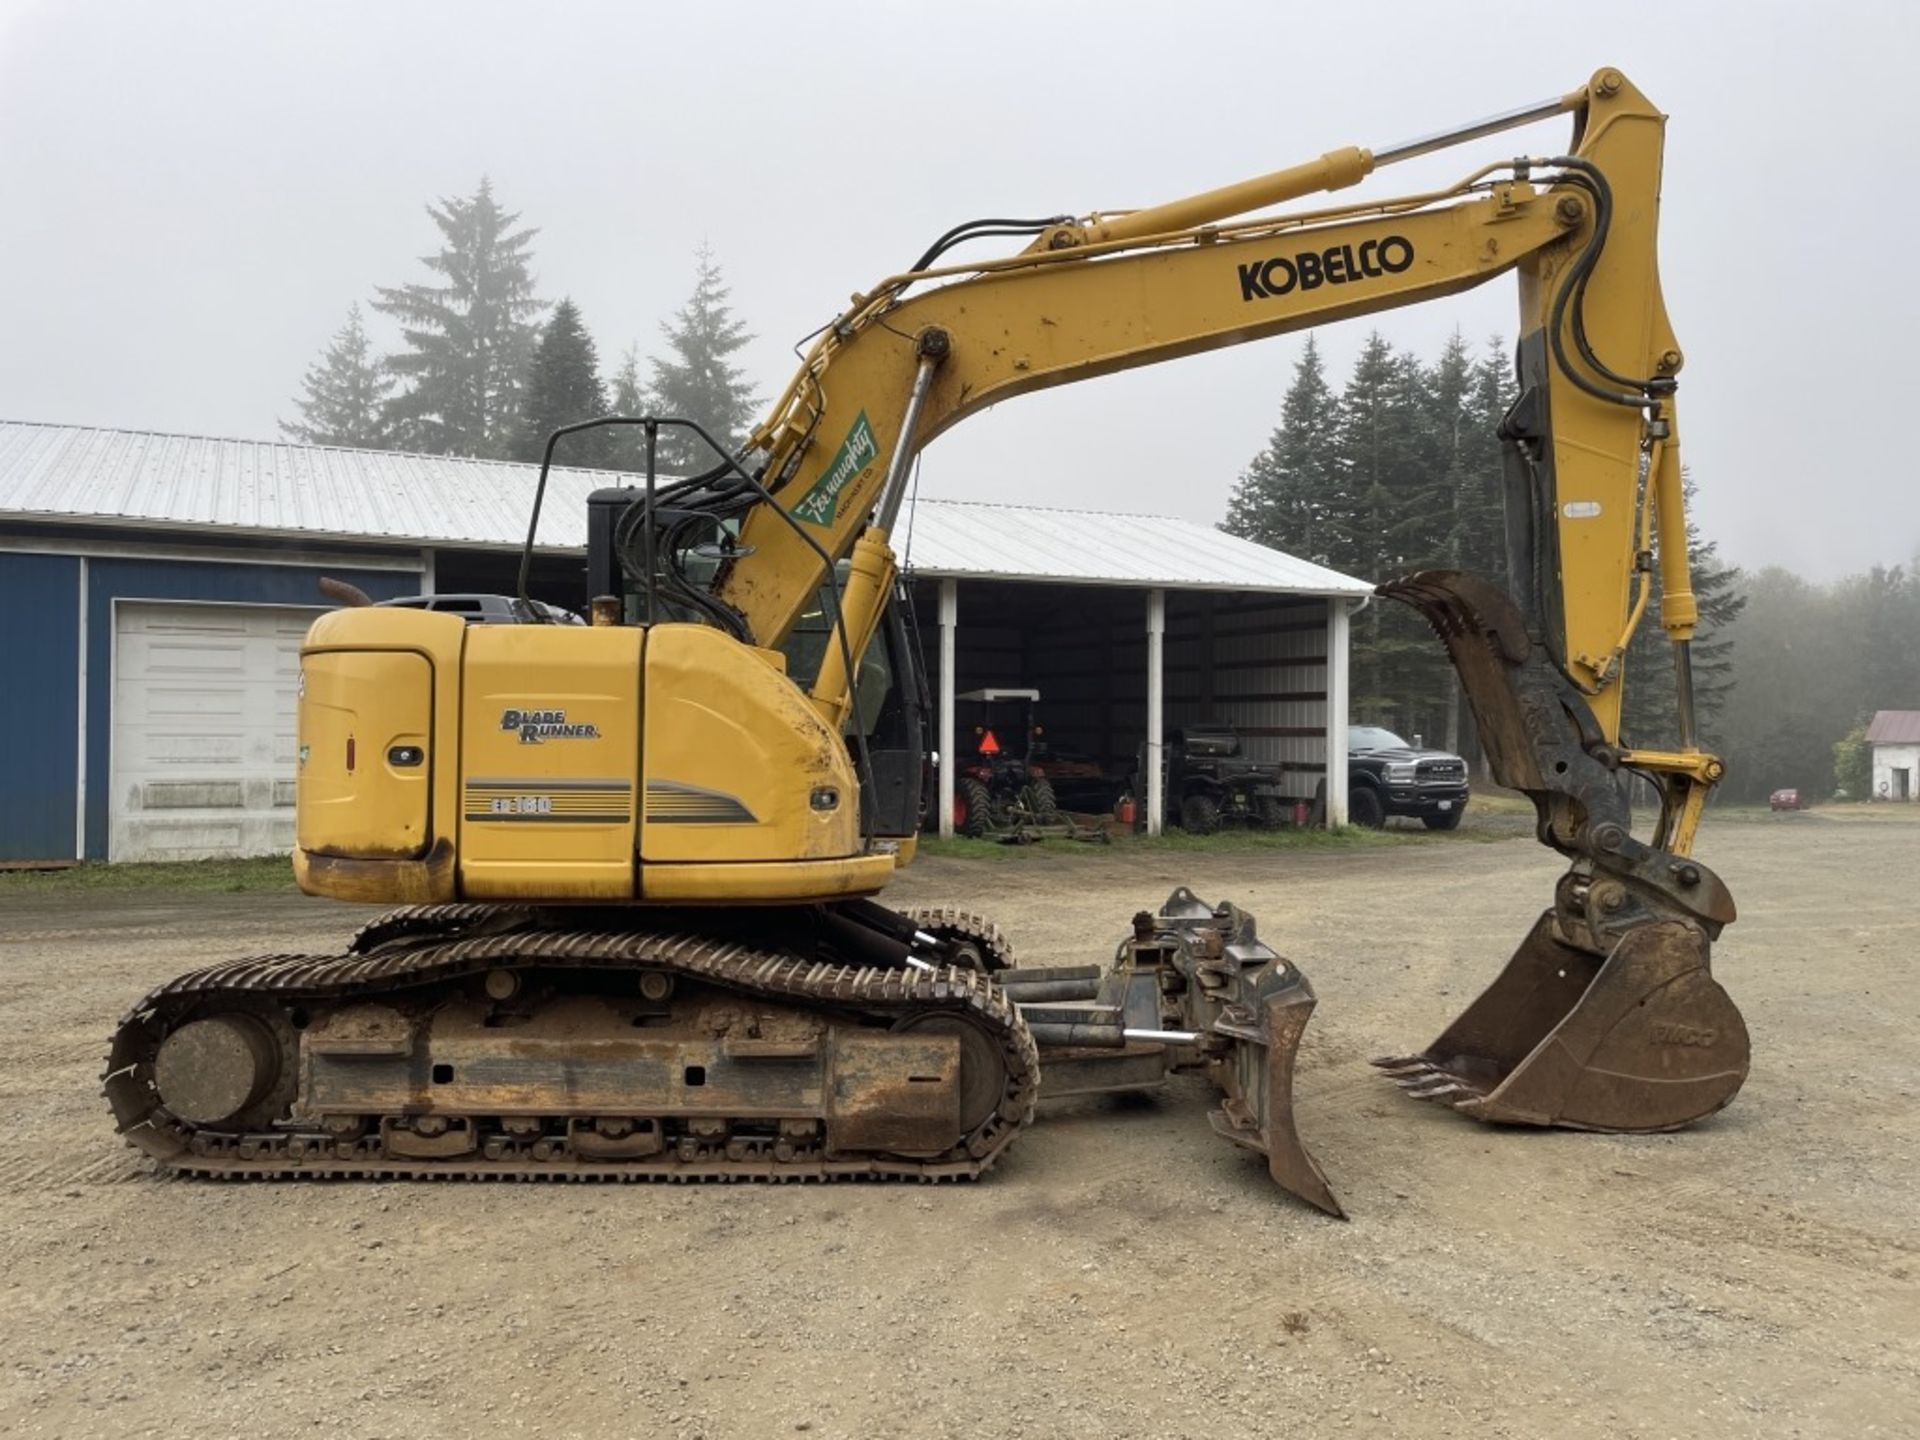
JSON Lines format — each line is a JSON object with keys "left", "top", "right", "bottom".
{"left": 1376, "top": 569, "right": 1750, "bottom": 1133}
{"left": 1372, "top": 913, "right": 1748, "bottom": 1131}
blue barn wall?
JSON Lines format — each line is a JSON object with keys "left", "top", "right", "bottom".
{"left": 0, "top": 554, "right": 82, "bottom": 860}
{"left": 80, "top": 557, "right": 418, "bottom": 860}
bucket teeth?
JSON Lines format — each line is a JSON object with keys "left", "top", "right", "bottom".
{"left": 1370, "top": 1056, "right": 1485, "bottom": 1109}
{"left": 1370, "top": 1055, "right": 1428, "bottom": 1074}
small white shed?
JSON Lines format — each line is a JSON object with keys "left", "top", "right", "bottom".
{"left": 1866, "top": 710, "right": 1920, "bottom": 802}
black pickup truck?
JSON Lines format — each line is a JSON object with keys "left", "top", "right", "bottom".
{"left": 1344, "top": 725, "right": 1470, "bottom": 829}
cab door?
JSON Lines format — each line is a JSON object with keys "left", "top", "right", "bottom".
{"left": 852, "top": 592, "right": 929, "bottom": 841}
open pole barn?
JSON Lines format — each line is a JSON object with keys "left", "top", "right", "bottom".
{"left": 897, "top": 502, "right": 1371, "bottom": 837}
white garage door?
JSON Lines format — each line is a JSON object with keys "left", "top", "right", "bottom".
{"left": 112, "top": 602, "right": 319, "bottom": 861}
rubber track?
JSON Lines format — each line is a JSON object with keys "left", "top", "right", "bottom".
{"left": 350, "top": 904, "right": 1016, "bottom": 971}
{"left": 894, "top": 906, "right": 1016, "bottom": 972}
{"left": 104, "top": 928, "right": 1039, "bottom": 1184}
{"left": 347, "top": 903, "right": 528, "bottom": 955}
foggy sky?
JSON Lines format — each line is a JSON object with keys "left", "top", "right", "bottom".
{"left": 2, "top": 1, "right": 1914, "bottom": 581}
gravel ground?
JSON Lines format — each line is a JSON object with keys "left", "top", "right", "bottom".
{"left": 1, "top": 814, "right": 1915, "bottom": 1439}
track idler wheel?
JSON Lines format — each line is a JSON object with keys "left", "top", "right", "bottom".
{"left": 153, "top": 1014, "right": 281, "bottom": 1126}
{"left": 891, "top": 1011, "right": 1010, "bottom": 1137}
{"left": 1374, "top": 914, "right": 1749, "bottom": 1131}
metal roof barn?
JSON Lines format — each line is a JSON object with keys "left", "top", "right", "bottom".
{"left": 0, "top": 419, "right": 1371, "bottom": 860}
{"left": 1866, "top": 710, "right": 1920, "bottom": 803}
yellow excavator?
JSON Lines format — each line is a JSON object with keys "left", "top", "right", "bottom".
{"left": 106, "top": 69, "right": 1749, "bottom": 1216}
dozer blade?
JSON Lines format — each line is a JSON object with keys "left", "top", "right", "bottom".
{"left": 1208, "top": 962, "right": 1344, "bottom": 1216}
{"left": 1036, "top": 890, "right": 1342, "bottom": 1215}
{"left": 1372, "top": 912, "right": 1749, "bottom": 1131}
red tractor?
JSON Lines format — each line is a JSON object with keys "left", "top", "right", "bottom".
{"left": 947, "top": 688, "right": 1066, "bottom": 838}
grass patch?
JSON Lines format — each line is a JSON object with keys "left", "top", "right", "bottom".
{"left": 915, "top": 835, "right": 1041, "bottom": 862}
{"left": 919, "top": 823, "right": 1427, "bottom": 860}
{"left": 1697, "top": 802, "right": 1917, "bottom": 825}
{"left": 0, "top": 855, "right": 298, "bottom": 894}
{"left": 1800, "top": 802, "right": 1920, "bottom": 822}
{"left": 1122, "top": 825, "right": 1417, "bottom": 852}
{"left": 1465, "top": 786, "right": 1535, "bottom": 816}
{"left": 3, "top": 800, "right": 1552, "bottom": 891}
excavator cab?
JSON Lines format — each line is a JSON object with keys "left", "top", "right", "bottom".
{"left": 588, "top": 476, "right": 933, "bottom": 847}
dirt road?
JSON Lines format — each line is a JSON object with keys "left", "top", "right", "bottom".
{"left": 2, "top": 816, "right": 1915, "bottom": 1439}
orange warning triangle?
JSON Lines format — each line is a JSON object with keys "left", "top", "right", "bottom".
{"left": 978, "top": 729, "right": 1001, "bottom": 755}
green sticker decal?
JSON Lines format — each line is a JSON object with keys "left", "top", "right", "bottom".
{"left": 790, "top": 411, "right": 881, "bottom": 528}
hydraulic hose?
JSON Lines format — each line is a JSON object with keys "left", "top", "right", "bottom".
{"left": 909, "top": 215, "right": 1074, "bottom": 274}
{"left": 1540, "top": 157, "right": 1670, "bottom": 409}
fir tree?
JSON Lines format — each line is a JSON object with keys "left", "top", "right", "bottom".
{"left": 1223, "top": 335, "right": 1344, "bottom": 563}
{"left": 647, "top": 244, "right": 759, "bottom": 473}
{"left": 609, "top": 346, "right": 644, "bottom": 414}
{"left": 1373, "top": 348, "right": 1458, "bottom": 739}
{"left": 280, "top": 304, "right": 393, "bottom": 449}
{"left": 604, "top": 345, "right": 647, "bottom": 473}
{"left": 1334, "top": 335, "right": 1449, "bottom": 570}
{"left": 1419, "top": 332, "right": 1478, "bottom": 751}
{"left": 374, "top": 178, "right": 545, "bottom": 459}
{"left": 1462, "top": 338, "right": 1519, "bottom": 591}
{"left": 516, "top": 299, "right": 610, "bottom": 467}
{"left": 1422, "top": 331, "right": 1477, "bottom": 571}
{"left": 1333, "top": 333, "right": 1432, "bottom": 726}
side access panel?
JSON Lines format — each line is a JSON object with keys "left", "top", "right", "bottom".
{"left": 458, "top": 625, "right": 643, "bottom": 900}
{"left": 298, "top": 649, "right": 435, "bottom": 859}
{"left": 640, "top": 624, "right": 862, "bottom": 865}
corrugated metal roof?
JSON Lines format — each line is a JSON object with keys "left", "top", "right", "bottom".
{"left": 1866, "top": 710, "right": 1920, "bottom": 745}
{"left": 0, "top": 419, "right": 1371, "bottom": 596}
{"left": 0, "top": 419, "right": 607, "bottom": 551}
{"left": 895, "top": 497, "right": 1368, "bottom": 594}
